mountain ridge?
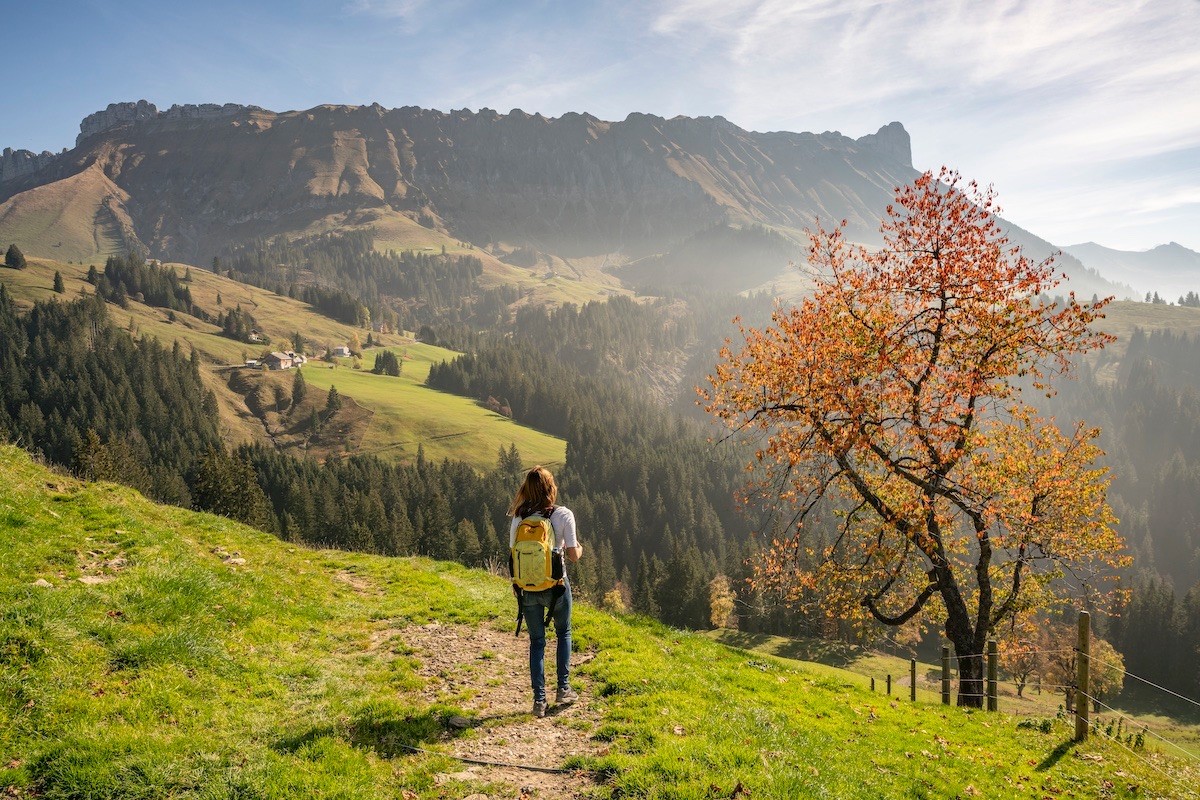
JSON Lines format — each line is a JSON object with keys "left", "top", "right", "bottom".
{"left": 0, "top": 100, "right": 1118, "bottom": 297}
{"left": 1066, "top": 241, "right": 1200, "bottom": 299}
{"left": 0, "top": 100, "right": 920, "bottom": 264}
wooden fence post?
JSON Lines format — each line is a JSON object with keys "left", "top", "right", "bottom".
{"left": 941, "top": 645, "right": 951, "bottom": 705}
{"left": 987, "top": 639, "right": 998, "bottom": 712}
{"left": 870, "top": 677, "right": 875, "bottom": 692}
{"left": 886, "top": 674, "right": 892, "bottom": 695}
{"left": 1075, "top": 611, "right": 1090, "bottom": 742}
{"left": 910, "top": 658, "right": 917, "bottom": 702}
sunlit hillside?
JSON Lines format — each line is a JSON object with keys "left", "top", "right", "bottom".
{"left": 1, "top": 444, "right": 1193, "bottom": 799}
{"left": 0, "top": 256, "right": 565, "bottom": 470}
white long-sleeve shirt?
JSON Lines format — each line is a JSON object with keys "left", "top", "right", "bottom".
{"left": 509, "top": 506, "right": 578, "bottom": 550}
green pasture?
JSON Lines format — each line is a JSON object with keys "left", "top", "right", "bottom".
{"left": 299, "top": 347, "right": 566, "bottom": 470}
{"left": 707, "top": 627, "right": 1200, "bottom": 762}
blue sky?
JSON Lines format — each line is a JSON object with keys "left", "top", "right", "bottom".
{"left": 4, "top": 0, "right": 1198, "bottom": 251}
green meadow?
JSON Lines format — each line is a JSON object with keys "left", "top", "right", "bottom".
{"left": 1, "top": 445, "right": 1195, "bottom": 799}
{"left": 1, "top": 258, "right": 565, "bottom": 471}
{"left": 301, "top": 346, "right": 566, "bottom": 469}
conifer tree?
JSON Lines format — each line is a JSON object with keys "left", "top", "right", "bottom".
{"left": 633, "top": 553, "right": 661, "bottom": 617}
{"left": 325, "top": 385, "right": 342, "bottom": 416}
{"left": 292, "top": 368, "right": 307, "bottom": 405}
{"left": 74, "top": 429, "right": 116, "bottom": 482}
{"left": 53, "top": 271, "right": 65, "bottom": 293}
{"left": 5, "top": 244, "right": 26, "bottom": 269}
{"left": 457, "top": 519, "right": 483, "bottom": 566}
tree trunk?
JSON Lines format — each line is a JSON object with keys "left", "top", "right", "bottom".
{"left": 940, "top": 580, "right": 986, "bottom": 708}
{"left": 956, "top": 651, "right": 985, "bottom": 708}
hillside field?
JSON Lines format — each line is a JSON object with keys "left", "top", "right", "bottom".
{"left": 0, "top": 256, "right": 565, "bottom": 471}
{"left": 302, "top": 347, "right": 566, "bottom": 468}
{"left": 1, "top": 445, "right": 1195, "bottom": 799}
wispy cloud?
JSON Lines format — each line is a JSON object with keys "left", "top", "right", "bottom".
{"left": 647, "top": 0, "right": 1200, "bottom": 249}
{"left": 343, "top": 0, "right": 429, "bottom": 30}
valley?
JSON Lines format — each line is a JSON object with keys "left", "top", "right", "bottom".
{"left": 2, "top": 254, "right": 564, "bottom": 471}
{"left": 3, "top": 98, "right": 1200, "bottom": 799}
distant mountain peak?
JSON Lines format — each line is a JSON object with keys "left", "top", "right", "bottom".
{"left": 855, "top": 121, "right": 911, "bottom": 168}
{"left": 1065, "top": 241, "right": 1200, "bottom": 299}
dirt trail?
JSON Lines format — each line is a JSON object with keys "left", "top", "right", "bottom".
{"left": 397, "top": 621, "right": 605, "bottom": 799}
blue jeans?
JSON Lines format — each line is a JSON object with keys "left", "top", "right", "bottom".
{"left": 522, "top": 580, "right": 572, "bottom": 703}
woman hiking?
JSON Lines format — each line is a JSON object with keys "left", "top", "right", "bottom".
{"left": 509, "top": 466, "right": 583, "bottom": 718}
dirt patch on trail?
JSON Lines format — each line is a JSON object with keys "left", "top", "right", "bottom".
{"left": 397, "top": 621, "right": 605, "bottom": 799}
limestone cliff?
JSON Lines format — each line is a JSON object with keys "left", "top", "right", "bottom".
{"left": 0, "top": 147, "right": 61, "bottom": 183}
{"left": 0, "top": 100, "right": 1121, "bottom": 297}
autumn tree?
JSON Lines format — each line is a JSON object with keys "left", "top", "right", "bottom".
{"left": 1044, "top": 624, "right": 1125, "bottom": 712}
{"left": 706, "top": 168, "right": 1127, "bottom": 706}
{"left": 997, "top": 613, "right": 1047, "bottom": 697}
{"left": 709, "top": 574, "right": 737, "bottom": 629}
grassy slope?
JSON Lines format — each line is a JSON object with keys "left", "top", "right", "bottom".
{"left": 1, "top": 179, "right": 629, "bottom": 308}
{"left": 1, "top": 445, "right": 1193, "bottom": 800}
{"left": 303, "top": 346, "right": 566, "bottom": 467}
{"left": 0, "top": 257, "right": 565, "bottom": 470}
{"left": 1094, "top": 300, "right": 1200, "bottom": 350}
{"left": 0, "top": 164, "right": 132, "bottom": 264}
{"left": 706, "top": 630, "right": 1200, "bottom": 759}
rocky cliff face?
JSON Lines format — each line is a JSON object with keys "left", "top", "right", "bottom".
{"left": 0, "top": 147, "right": 61, "bottom": 183}
{"left": 76, "top": 100, "right": 263, "bottom": 146}
{"left": 0, "top": 100, "right": 1119, "bottom": 297}
{"left": 4, "top": 101, "right": 919, "bottom": 262}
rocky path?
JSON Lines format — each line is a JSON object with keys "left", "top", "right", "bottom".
{"left": 396, "top": 621, "right": 605, "bottom": 799}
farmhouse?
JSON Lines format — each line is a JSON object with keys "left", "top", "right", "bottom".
{"left": 263, "top": 352, "right": 294, "bottom": 370}
{"left": 332, "top": 345, "right": 352, "bottom": 358}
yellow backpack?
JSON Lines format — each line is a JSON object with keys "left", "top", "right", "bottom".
{"left": 511, "top": 506, "right": 564, "bottom": 593}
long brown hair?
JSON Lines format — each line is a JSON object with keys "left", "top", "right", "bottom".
{"left": 508, "top": 466, "right": 558, "bottom": 516}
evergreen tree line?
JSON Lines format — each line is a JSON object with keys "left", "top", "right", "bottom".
{"left": 219, "top": 230, "right": 515, "bottom": 331}
{"left": 1040, "top": 328, "right": 1200, "bottom": 701}
{"left": 518, "top": 288, "right": 776, "bottom": 421}
{"left": 1106, "top": 574, "right": 1200, "bottom": 705}
{"left": 0, "top": 287, "right": 223, "bottom": 508}
{"left": 509, "top": 295, "right": 698, "bottom": 373}
{"left": 296, "top": 284, "right": 370, "bottom": 327}
{"left": 90, "top": 253, "right": 203, "bottom": 318}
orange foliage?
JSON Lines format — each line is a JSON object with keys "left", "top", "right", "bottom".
{"left": 704, "top": 168, "right": 1129, "bottom": 705}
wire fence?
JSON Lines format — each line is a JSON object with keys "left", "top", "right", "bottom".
{"left": 864, "top": 643, "right": 1200, "bottom": 743}
{"left": 1070, "top": 711, "right": 1200, "bottom": 800}
{"left": 1081, "top": 690, "right": 1200, "bottom": 769}
{"left": 1086, "top": 653, "right": 1200, "bottom": 711}
{"left": 852, "top": 633, "right": 1200, "bottom": 792}
{"left": 887, "top": 644, "right": 1200, "bottom": 712}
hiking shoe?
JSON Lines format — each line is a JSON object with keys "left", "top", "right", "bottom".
{"left": 532, "top": 700, "right": 548, "bottom": 718}
{"left": 556, "top": 686, "right": 578, "bottom": 705}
